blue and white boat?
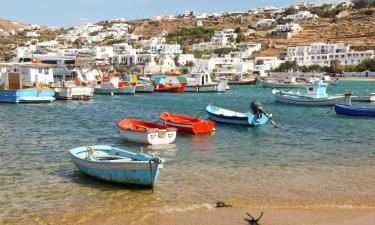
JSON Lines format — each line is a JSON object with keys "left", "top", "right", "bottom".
{"left": 206, "top": 104, "right": 269, "bottom": 126}
{"left": 70, "top": 145, "right": 165, "bottom": 187}
{"left": 334, "top": 104, "right": 375, "bottom": 117}
{"left": 272, "top": 82, "right": 351, "bottom": 106}
{"left": 0, "top": 89, "right": 55, "bottom": 103}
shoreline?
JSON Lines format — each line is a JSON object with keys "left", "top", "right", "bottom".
{"left": 90, "top": 207, "right": 375, "bottom": 225}
{"left": 336, "top": 77, "right": 375, "bottom": 81}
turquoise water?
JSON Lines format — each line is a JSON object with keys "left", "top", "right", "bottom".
{"left": 1, "top": 81, "right": 375, "bottom": 224}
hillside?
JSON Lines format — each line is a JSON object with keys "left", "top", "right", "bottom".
{"left": 0, "top": 19, "right": 27, "bottom": 31}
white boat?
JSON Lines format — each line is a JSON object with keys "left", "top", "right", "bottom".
{"left": 272, "top": 82, "right": 351, "bottom": 106}
{"left": 94, "top": 75, "right": 136, "bottom": 95}
{"left": 118, "top": 119, "right": 177, "bottom": 145}
{"left": 185, "top": 73, "right": 228, "bottom": 92}
{"left": 352, "top": 93, "right": 375, "bottom": 102}
{"left": 135, "top": 83, "right": 154, "bottom": 93}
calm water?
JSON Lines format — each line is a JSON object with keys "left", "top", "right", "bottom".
{"left": 1, "top": 81, "right": 375, "bottom": 224}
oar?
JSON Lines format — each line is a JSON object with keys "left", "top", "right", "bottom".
{"left": 260, "top": 109, "right": 279, "bottom": 128}
{"left": 269, "top": 117, "right": 279, "bottom": 128}
{"left": 327, "top": 106, "right": 335, "bottom": 114}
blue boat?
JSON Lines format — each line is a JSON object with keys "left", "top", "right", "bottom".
{"left": 206, "top": 104, "right": 269, "bottom": 126}
{"left": 334, "top": 104, "right": 375, "bottom": 117}
{"left": 70, "top": 145, "right": 165, "bottom": 187}
{"left": 0, "top": 89, "right": 55, "bottom": 103}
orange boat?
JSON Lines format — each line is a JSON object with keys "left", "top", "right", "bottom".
{"left": 160, "top": 112, "right": 215, "bottom": 134}
{"left": 118, "top": 119, "right": 177, "bottom": 145}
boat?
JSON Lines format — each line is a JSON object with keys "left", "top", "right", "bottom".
{"left": 160, "top": 112, "right": 215, "bottom": 134}
{"left": 334, "top": 104, "right": 375, "bottom": 117}
{"left": 151, "top": 75, "right": 185, "bottom": 93}
{"left": 94, "top": 75, "right": 136, "bottom": 95}
{"left": 118, "top": 118, "right": 177, "bottom": 145}
{"left": 135, "top": 83, "right": 154, "bottom": 93}
{"left": 258, "top": 76, "right": 306, "bottom": 89}
{"left": 272, "top": 82, "right": 351, "bottom": 106}
{"left": 228, "top": 74, "right": 257, "bottom": 85}
{"left": 54, "top": 86, "right": 94, "bottom": 100}
{"left": 185, "top": 73, "right": 228, "bottom": 92}
{"left": 351, "top": 93, "right": 375, "bottom": 102}
{"left": 0, "top": 72, "right": 55, "bottom": 103}
{"left": 206, "top": 104, "right": 270, "bottom": 126}
{"left": 70, "top": 145, "right": 164, "bottom": 187}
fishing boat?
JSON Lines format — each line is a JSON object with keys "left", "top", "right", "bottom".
{"left": 70, "top": 145, "right": 164, "bottom": 187}
{"left": 272, "top": 82, "right": 351, "bottom": 106}
{"left": 94, "top": 75, "right": 136, "bottom": 95}
{"left": 118, "top": 118, "right": 177, "bottom": 145}
{"left": 160, "top": 112, "right": 215, "bottom": 134}
{"left": 0, "top": 72, "right": 55, "bottom": 103}
{"left": 185, "top": 73, "right": 228, "bottom": 92}
{"left": 258, "top": 77, "right": 305, "bottom": 89}
{"left": 334, "top": 104, "right": 375, "bottom": 117}
{"left": 151, "top": 75, "right": 185, "bottom": 93}
{"left": 135, "top": 83, "right": 154, "bottom": 93}
{"left": 351, "top": 93, "right": 375, "bottom": 102}
{"left": 206, "top": 103, "right": 270, "bottom": 126}
{"left": 228, "top": 74, "right": 257, "bottom": 85}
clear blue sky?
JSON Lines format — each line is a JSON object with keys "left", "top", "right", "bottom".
{"left": 2, "top": 0, "right": 312, "bottom": 27}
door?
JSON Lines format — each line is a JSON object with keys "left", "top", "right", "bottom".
{"left": 8, "top": 72, "right": 21, "bottom": 89}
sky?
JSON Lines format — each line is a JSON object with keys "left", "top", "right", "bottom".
{"left": 1, "top": 0, "right": 337, "bottom": 27}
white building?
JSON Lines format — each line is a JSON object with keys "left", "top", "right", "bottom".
{"left": 256, "top": 19, "right": 275, "bottom": 29}
{"left": 276, "top": 23, "right": 301, "bottom": 33}
{"left": 286, "top": 43, "right": 374, "bottom": 66}
{"left": 284, "top": 11, "right": 318, "bottom": 20}
{"left": 254, "top": 57, "right": 282, "bottom": 75}
{"left": 26, "top": 31, "right": 40, "bottom": 37}
{"left": 178, "top": 54, "right": 196, "bottom": 66}
{"left": 192, "top": 29, "right": 237, "bottom": 51}
{"left": 95, "top": 46, "right": 114, "bottom": 61}
{"left": 193, "top": 56, "right": 254, "bottom": 74}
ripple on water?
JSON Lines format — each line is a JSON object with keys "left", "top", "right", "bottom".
{"left": 0, "top": 81, "right": 375, "bottom": 224}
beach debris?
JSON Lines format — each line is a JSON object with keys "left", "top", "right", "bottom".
{"left": 243, "top": 211, "right": 263, "bottom": 225}
{"left": 215, "top": 201, "right": 232, "bottom": 208}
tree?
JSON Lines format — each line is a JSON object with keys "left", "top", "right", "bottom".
{"left": 274, "top": 61, "right": 299, "bottom": 72}
{"left": 329, "top": 60, "right": 343, "bottom": 73}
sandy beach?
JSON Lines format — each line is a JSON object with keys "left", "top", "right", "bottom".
{"left": 90, "top": 207, "right": 375, "bottom": 225}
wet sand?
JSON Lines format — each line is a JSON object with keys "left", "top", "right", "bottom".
{"left": 337, "top": 77, "right": 375, "bottom": 81}
{"left": 91, "top": 208, "right": 375, "bottom": 225}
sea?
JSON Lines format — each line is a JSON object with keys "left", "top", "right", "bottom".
{"left": 0, "top": 81, "right": 374, "bottom": 224}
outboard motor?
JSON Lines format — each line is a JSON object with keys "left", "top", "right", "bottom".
{"left": 250, "top": 101, "right": 269, "bottom": 119}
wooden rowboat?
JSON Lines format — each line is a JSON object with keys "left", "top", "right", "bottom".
{"left": 70, "top": 145, "right": 164, "bottom": 187}
{"left": 160, "top": 112, "right": 215, "bottom": 134}
{"left": 118, "top": 119, "right": 177, "bottom": 145}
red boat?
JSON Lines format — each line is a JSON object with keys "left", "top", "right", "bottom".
{"left": 154, "top": 83, "right": 185, "bottom": 93}
{"left": 160, "top": 112, "right": 215, "bottom": 134}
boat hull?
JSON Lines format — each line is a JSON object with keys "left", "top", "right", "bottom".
{"left": 94, "top": 86, "right": 136, "bottom": 94}
{"left": 273, "top": 92, "right": 350, "bottom": 106}
{"left": 70, "top": 146, "right": 163, "bottom": 187}
{"left": 228, "top": 79, "right": 257, "bottom": 85}
{"left": 135, "top": 83, "right": 154, "bottom": 93}
{"left": 119, "top": 129, "right": 176, "bottom": 145}
{"left": 0, "top": 89, "right": 55, "bottom": 103}
{"left": 184, "top": 83, "right": 225, "bottom": 92}
{"left": 352, "top": 94, "right": 375, "bottom": 102}
{"left": 54, "top": 87, "right": 94, "bottom": 100}
{"left": 206, "top": 105, "right": 268, "bottom": 126}
{"left": 154, "top": 84, "right": 185, "bottom": 93}
{"left": 334, "top": 104, "right": 375, "bottom": 117}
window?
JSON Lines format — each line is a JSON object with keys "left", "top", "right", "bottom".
{"left": 44, "top": 69, "right": 49, "bottom": 75}
{"left": 38, "top": 68, "right": 43, "bottom": 73}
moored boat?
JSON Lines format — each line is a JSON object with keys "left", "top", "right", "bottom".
{"left": 272, "top": 82, "right": 351, "bottom": 106}
{"left": 151, "top": 75, "right": 185, "bottom": 93}
{"left": 94, "top": 75, "right": 136, "bottom": 95}
{"left": 0, "top": 72, "right": 55, "bottom": 103}
{"left": 135, "top": 83, "right": 154, "bottom": 93}
{"left": 160, "top": 112, "right": 215, "bottom": 134}
{"left": 351, "top": 93, "right": 375, "bottom": 102}
{"left": 54, "top": 86, "right": 94, "bottom": 100}
{"left": 70, "top": 145, "right": 164, "bottom": 187}
{"left": 334, "top": 104, "right": 375, "bottom": 117}
{"left": 185, "top": 73, "right": 228, "bottom": 92}
{"left": 258, "top": 78, "right": 305, "bottom": 89}
{"left": 206, "top": 104, "right": 270, "bottom": 126}
{"left": 228, "top": 74, "right": 257, "bottom": 85}
{"left": 118, "top": 118, "right": 177, "bottom": 145}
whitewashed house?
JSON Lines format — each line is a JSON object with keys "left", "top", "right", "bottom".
{"left": 256, "top": 19, "right": 275, "bottom": 29}
{"left": 284, "top": 11, "right": 318, "bottom": 20}
{"left": 276, "top": 23, "right": 301, "bottom": 33}
{"left": 178, "top": 54, "right": 196, "bottom": 65}
{"left": 211, "top": 29, "right": 237, "bottom": 48}
{"left": 254, "top": 57, "right": 282, "bottom": 75}
{"left": 286, "top": 43, "right": 374, "bottom": 66}
{"left": 26, "top": 31, "right": 40, "bottom": 37}
{"left": 95, "top": 46, "right": 114, "bottom": 63}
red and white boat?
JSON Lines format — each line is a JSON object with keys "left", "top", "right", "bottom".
{"left": 152, "top": 75, "right": 186, "bottom": 93}
{"left": 118, "top": 119, "right": 177, "bottom": 145}
{"left": 160, "top": 112, "right": 215, "bottom": 134}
